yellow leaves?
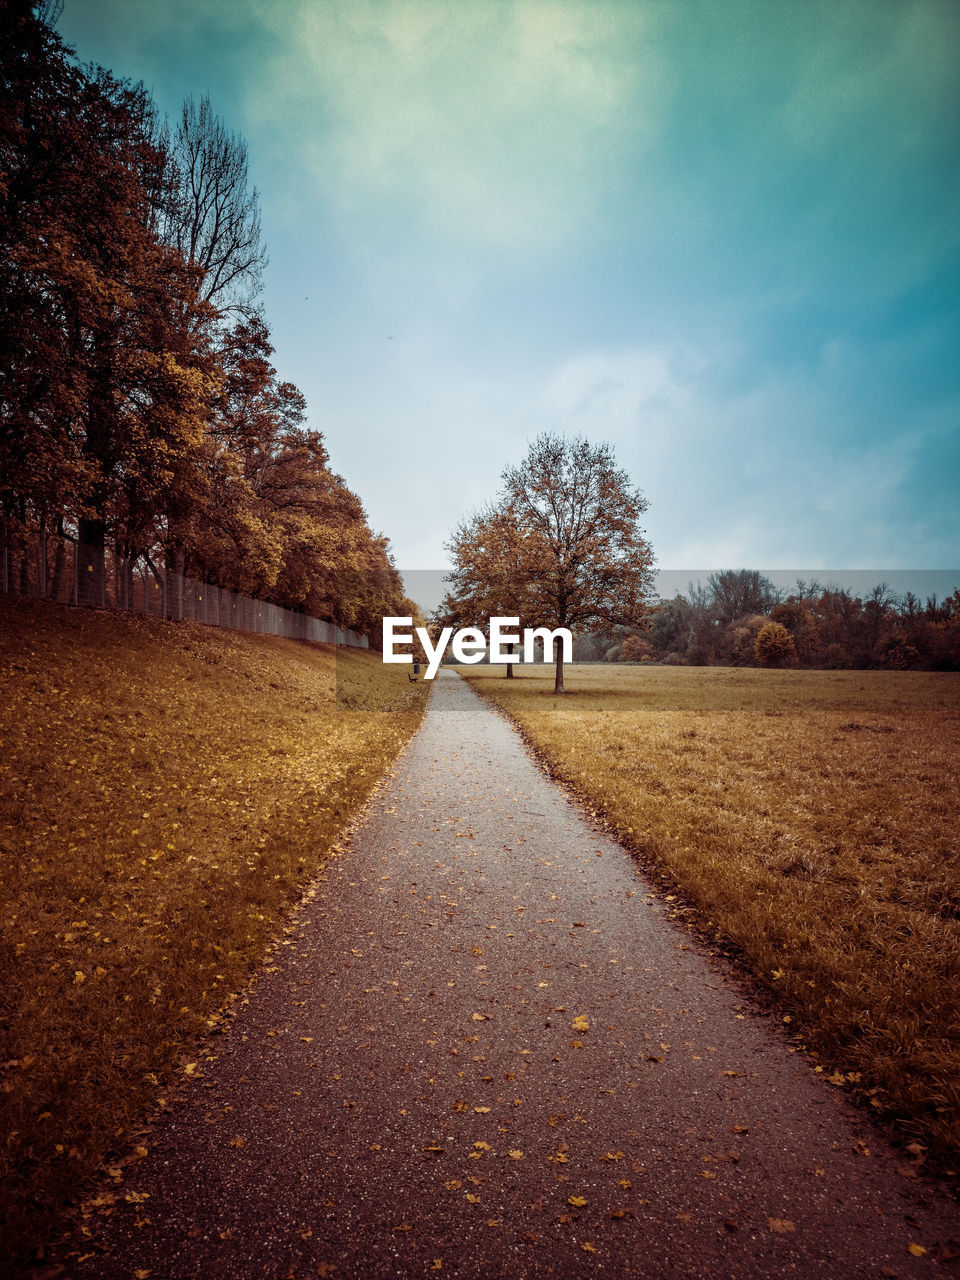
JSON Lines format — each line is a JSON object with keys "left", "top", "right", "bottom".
{"left": 767, "top": 1218, "right": 796, "bottom": 1234}
{"left": 453, "top": 1100, "right": 469, "bottom": 1114}
{"left": 771, "top": 968, "right": 784, "bottom": 979}
{"left": 826, "top": 1071, "right": 846, "bottom": 1086}
{"left": 229, "top": 1135, "right": 246, "bottom": 1149}
{"left": 134, "top": 1270, "right": 152, "bottom": 1279}
{"left": 471, "top": 1013, "right": 488, "bottom": 1022}
{"left": 580, "top": 1242, "right": 597, "bottom": 1253}
{"left": 474, "top": 1106, "right": 491, "bottom": 1115}
{"left": 908, "top": 1243, "right": 927, "bottom": 1257}
{"left": 508, "top": 1149, "right": 524, "bottom": 1160}
{"left": 466, "top": 1193, "right": 481, "bottom": 1204}
{"left": 445, "top": 1179, "right": 462, "bottom": 1190}
{"left": 571, "top": 1015, "right": 590, "bottom": 1033}
{"left": 73, "top": 970, "right": 86, "bottom": 985}
{"left": 600, "top": 1150, "right": 624, "bottom": 1162}
{"left": 183, "top": 1062, "right": 198, "bottom": 1076}
{"left": 568, "top": 1195, "right": 587, "bottom": 1207}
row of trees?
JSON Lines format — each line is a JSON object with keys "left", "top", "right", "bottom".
{"left": 0, "top": 1, "right": 410, "bottom": 636}
{"left": 604, "top": 569, "right": 960, "bottom": 670}
{"left": 436, "top": 436, "right": 959, "bottom": 685}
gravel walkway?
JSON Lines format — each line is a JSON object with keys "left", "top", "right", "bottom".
{"left": 66, "top": 670, "right": 960, "bottom": 1279}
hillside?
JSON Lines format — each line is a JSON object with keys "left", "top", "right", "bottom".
{"left": 0, "top": 597, "right": 427, "bottom": 1265}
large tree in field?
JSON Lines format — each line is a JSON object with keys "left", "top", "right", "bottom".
{"left": 441, "top": 434, "right": 656, "bottom": 693}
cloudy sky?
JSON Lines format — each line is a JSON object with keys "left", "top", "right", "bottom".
{"left": 59, "top": 0, "right": 959, "bottom": 576}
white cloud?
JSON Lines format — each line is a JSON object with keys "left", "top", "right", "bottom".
{"left": 249, "top": 0, "right": 662, "bottom": 254}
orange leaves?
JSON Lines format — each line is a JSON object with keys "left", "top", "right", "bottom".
{"left": 767, "top": 1218, "right": 796, "bottom": 1235}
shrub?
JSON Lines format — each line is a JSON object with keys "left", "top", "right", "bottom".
{"left": 619, "top": 635, "right": 654, "bottom": 663}
{"left": 754, "top": 620, "right": 796, "bottom": 666}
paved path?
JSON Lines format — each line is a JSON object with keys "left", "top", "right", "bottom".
{"left": 69, "top": 671, "right": 959, "bottom": 1278}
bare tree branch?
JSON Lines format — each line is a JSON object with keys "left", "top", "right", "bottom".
{"left": 163, "top": 95, "right": 266, "bottom": 322}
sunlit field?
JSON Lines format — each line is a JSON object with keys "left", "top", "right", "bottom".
{"left": 0, "top": 597, "right": 428, "bottom": 1263}
{"left": 460, "top": 662, "right": 960, "bottom": 1174}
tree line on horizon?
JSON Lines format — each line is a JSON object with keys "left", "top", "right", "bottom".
{"left": 0, "top": 1, "right": 412, "bottom": 637}
{"left": 588, "top": 568, "right": 960, "bottom": 671}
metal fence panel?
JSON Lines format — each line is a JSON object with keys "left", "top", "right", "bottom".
{"left": 1, "top": 535, "right": 369, "bottom": 650}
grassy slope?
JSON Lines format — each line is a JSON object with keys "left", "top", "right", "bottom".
{"left": 0, "top": 597, "right": 427, "bottom": 1265}
{"left": 461, "top": 664, "right": 960, "bottom": 1177}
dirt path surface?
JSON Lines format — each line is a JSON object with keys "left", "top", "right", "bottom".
{"left": 65, "top": 670, "right": 959, "bottom": 1279}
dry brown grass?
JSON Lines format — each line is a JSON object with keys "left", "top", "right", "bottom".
{"left": 461, "top": 663, "right": 960, "bottom": 1176}
{"left": 0, "top": 596, "right": 427, "bottom": 1266}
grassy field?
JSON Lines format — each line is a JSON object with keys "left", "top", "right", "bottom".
{"left": 0, "top": 596, "right": 428, "bottom": 1267}
{"left": 460, "top": 663, "right": 960, "bottom": 1177}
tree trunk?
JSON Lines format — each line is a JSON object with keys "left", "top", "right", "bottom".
{"left": 51, "top": 530, "right": 70, "bottom": 602}
{"left": 554, "top": 636, "right": 565, "bottom": 694}
{"left": 77, "top": 516, "right": 106, "bottom": 608}
{"left": 506, "top": 662, "right": 514, "bottom": 678}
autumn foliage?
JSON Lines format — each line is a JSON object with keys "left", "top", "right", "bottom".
{"left": 439, "top": 435, "right": 656, "bottom": 692}
{"left": 0, "top": 3, "right": 407, "bottom": 638}
{"left": 642, "top": 571, "right": 960, "bottom": 671}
